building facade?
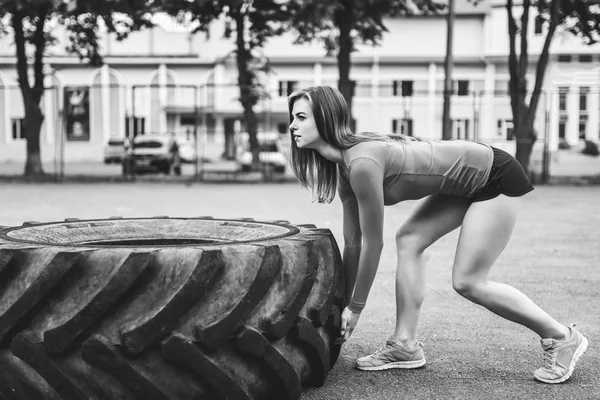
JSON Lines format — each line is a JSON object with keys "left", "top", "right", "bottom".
{"left": 1, "top": 0, "right": 599, "bottom": 163}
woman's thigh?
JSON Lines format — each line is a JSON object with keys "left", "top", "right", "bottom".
{"left": 397, "top": 194, "right": 471, "bottom": 252}
{"left": 452, "top": 194, "right": 520, "bottom": 282}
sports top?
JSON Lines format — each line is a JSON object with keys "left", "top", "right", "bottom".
{"left": 338, "top": 139, "right": 494, "bottom": 314}
{"left": 338, "top": 139, "right": 494, "bottom": 204}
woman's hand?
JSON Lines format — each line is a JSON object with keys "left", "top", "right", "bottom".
{"left": 340, "top": 306, "right": 361, "bottom": 341}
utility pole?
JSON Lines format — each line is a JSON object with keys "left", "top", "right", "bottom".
{"left": 442, "top": 0, "right": 455, "bottom": 140}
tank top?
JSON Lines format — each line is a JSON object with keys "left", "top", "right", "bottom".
{"left": 338, "top": 139, "right": 493, "bottom": 204}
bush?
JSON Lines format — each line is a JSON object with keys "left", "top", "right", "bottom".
{"left": 581, "top": 139, "right": 600, "bottom": 157}
{"left": 558, "top": 139, "right": 571, "bottom": 150}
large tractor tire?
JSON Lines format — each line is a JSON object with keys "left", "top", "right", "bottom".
{"left": 0, "top": 217, "right": 345, "bottom": 400}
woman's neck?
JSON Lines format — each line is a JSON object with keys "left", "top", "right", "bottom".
{"left": 313, "top": 142, "right": 344, "bottom": 166}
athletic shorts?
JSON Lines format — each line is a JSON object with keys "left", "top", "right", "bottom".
{"left": 471, "top": 146, "right": 534, "bottom": 202}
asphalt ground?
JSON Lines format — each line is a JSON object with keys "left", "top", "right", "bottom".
{"left": 1, "top": 182, "right": 599, "bottom": 400}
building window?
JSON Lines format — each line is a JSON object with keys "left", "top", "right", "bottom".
{"left": 579, "top": 120, "right": 587, "bottom": 139}
{"left": 558, "top": 55, "right": 572, "bottom": 63}
{"left": 497, "top": 119, "right": 515, "bottom": 141}
{"left": 354, "top": 82, "right": 371, "bottom": 97}
{"left": 278, "top": 81, "right": 298, "bottom": 97}
{"left": 559, "top": 87, "right": 568, "bottom": 111}
{"left": 580, "top": 87, "right": 589, "bottom": 111}
{"left": 452, "top": 119, "right": 470, "bottom": 140}
{"left": 125, "top": 116, "right": 146, "bottom": 138}
{"left": 11, "top": 118, "right": 25, "bottom": 140}
{"left": 456, "top": 80, "right": 469, "bottom": 96}
{"left": 497, "top": 119, "right": 514, "bottom": 139}
{"left": 494, "top": 80, "right": 509, "bottom": 94}
{"left": 392, "top": 118, "right": 413, "bottom": 136}
{"left": 534, "top": 15, "right": 544, "bottom": 35}
{"left": 224, "top": 18, "right": 232, "bottom": 39}
{"left": 558, "top": 121, "right": 566, "bottom": 139}
{"left": 579, "top": 54, "right": 593, "bottom": 63}
{"left": 392, "top": 80, "right": 414, "bottom": 97}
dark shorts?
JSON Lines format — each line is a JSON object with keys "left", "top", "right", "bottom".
{"left": 471, "top": 146, "right": 534, "bottom": 202}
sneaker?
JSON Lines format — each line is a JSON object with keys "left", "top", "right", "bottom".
{"left": 533, "top": 324, "right": 588, "bottom": 384}
{"left": 356, "top": 338, "right": 426, "bottom": 371}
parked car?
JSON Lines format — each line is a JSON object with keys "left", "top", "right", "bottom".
{"left": 125, "top": 134, "right": 181, "bottom": 175}
{"left": 103, "top": 138, "right": 125, "bottom": 164}
{"left": 237, "top": 133, "right": 288, "bottom": 173}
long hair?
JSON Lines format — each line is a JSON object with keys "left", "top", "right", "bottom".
{"left": 288, "top": 86, "right": 410, "bottom": 203}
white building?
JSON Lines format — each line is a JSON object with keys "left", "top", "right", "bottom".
{"left": 0, "top": 0, "right": 599, "bottom": 163}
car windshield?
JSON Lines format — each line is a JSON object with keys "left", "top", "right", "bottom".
{"left": 134, "top": 141, "right": 164, "bottom": 149}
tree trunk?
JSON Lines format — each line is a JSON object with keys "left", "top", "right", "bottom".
{"left": 514, "top": 102, "right": 536, "bottom": 176}
{"left": 234, "top": 9, "right": 261, "bottom": 170}
{"left": 515, "top": 136, "right": 535, "bottom": 176}
{"left": 23, "top": 103, "right": 45, "bottom": 176}
{"left": 336, "top": 1, "right": 355, "bottom": 130}
{"left": 506, "top": 0, "right": 557, "bottom": 176}
{"left": 442, "top": 0, "right": 455, "bottom": 140}
{"left": 12, "top": 8, "right": 47, "bottom": 177}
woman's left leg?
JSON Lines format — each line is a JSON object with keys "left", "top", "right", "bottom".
{"left": 451, "top": 194, "right": 569, "bottom": 340}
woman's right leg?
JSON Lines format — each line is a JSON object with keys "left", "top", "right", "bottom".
{"left": 393, "top": 194, "right": 471, "bottom": 347}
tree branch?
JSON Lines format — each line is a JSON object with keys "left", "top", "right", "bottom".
{"left": 519, "top": 0, "right": 530, "bottom": 81}
{"left": 33, "top": 3, "right": 50, "bottom": 104}
{"left": 506, "top": 0, "right": 520, "bottom": 123}
{"left": 12, "top": 12, "right": 30, "bottom": 91}
{"left": 528, "top": 0, "right": 560, "bottom": 126}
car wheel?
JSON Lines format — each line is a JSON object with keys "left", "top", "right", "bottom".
{"left": 0, "top": 218, "right": 344, "bottom": 400}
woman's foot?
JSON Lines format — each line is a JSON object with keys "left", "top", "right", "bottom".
{"left": 356, "top": 338, "right": 426, "bottom": 371}
{"left": 534, "top": 324, "right": 588, "bottom": 384}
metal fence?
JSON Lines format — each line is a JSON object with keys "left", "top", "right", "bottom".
{"left": 1, "top": 82, "right": 598, "bottom": 182}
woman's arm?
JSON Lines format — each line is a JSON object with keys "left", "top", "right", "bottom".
{"left": 340, "top": 157, "right": 385, "bottom": 340}
{"left": 347, "top": 158, "right": 385, "bottom": 312}
{"left": 341, "top": 196, "right": 362, "bottom": 304}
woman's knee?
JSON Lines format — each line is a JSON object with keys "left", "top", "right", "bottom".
{"left": 395, "top": 228, "right": 427, "bottom": 255}
{"left": 452, "top": 275, "right": 485, "bottom": 302}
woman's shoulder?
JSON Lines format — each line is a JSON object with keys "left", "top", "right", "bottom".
{"left": 343, "top": 140, "right": 393, "bottom": 171}
{"left": 345, "top": 139, "right": 393, "bottom": 154}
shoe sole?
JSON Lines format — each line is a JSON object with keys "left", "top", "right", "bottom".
{"left": 534, "top": 336, "right": 588, "bottom": 384}
{"left": 356, "top": 358, "right": 426, "bottom": 371}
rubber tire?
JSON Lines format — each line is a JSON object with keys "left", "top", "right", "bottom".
{"left": 0, "top": 217, "right": 344, "bottom": 400}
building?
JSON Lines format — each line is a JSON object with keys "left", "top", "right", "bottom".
{"left": 1, "top": 0, "right": 599, "bottom": 164}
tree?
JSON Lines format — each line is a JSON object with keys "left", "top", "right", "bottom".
{"left": 441, "top": 0, "right": 455, "bottom": 140}
{"left": 291, "top": 0, "right": 444, "bottom": 123}
{"left": 506, "top": 0, "right": 600, "bottom": 174}
{"left": 0, "top": 0, "right": 154, "bottom": 177}
{"left": 163, "top": 0, "right": 292, "bottom": 170}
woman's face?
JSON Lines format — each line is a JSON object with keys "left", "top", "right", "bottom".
{"left": 290, "top": 98, "right": 321, "bottom": 149}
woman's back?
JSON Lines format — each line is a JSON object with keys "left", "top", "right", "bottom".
{"left": 339, "top": 139, "right": 493, "bottom": 204}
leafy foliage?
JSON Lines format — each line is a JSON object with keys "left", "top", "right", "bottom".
{"left": 290, "top": 0, "right": 445, "bottom": 55}
{"left": 0, "top": 0, "right": 155, "bottom": 175}
{"left": 504, "top": 0, "right": 600, "bottom": 172}
{"left": 545, "top": 0, "right": 600, "bottom": 44}
{"left": 163, "top": 0, "right": 291, "bottom": 106}
{"left": 0, "top": 0, "right": 155, "bottom": 66}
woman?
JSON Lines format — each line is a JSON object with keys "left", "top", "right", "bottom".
{"left": 287, "top": 86, "right": 587, "bottom": 384}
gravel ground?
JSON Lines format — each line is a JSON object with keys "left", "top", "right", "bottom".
{"left": 1, "top": 182, "right": 598, "bottom": 400}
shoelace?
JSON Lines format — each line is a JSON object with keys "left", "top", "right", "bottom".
{"left": 372, "top": 340, "right": 424, "bottom": 356}
{"left": 541, "top": 341, "right": 558, "bottom": 368}
{"left": 372, "top": 345, "right": 388, "bottom": 356}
